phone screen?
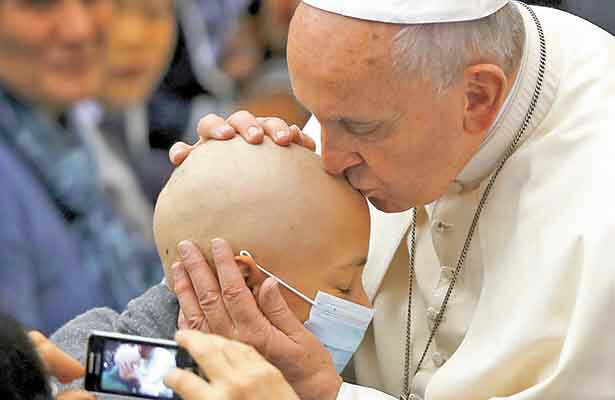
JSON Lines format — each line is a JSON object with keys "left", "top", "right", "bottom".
{"left": 100, "top": 338, "right": 177, "bottom": 399}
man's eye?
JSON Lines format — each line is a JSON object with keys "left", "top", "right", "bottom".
{"left": 343, "top": 123, "right": 381, "bottom": 136}
{"left": 337, "top": 287, "right": 352, "bottom": 295}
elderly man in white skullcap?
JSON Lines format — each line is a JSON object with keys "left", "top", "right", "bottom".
{"left": 57, "top": 1, "right": 615, "bottom": 400}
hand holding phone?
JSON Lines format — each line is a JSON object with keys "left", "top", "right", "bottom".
{"left": 84, "top": 331, "right": 198, "bottom": 400}
{"left": 28, "top": 331, "right": 95, "bottom": 400}
{"left": 164, "top": 331, "right": 300, "bottom": 400}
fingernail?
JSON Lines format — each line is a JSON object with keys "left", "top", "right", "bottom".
{"left": 169, "top": 147, "right": 181, "bottom": 162}
{"left": 171, "top": 262, "right": 181, "bottom": 277}
{"left": 276, "top": 130, "right": 289, "bottom": 141}
{"left": 248, "top": 126, "right": 260, "bottom": 139}
{"left": 177, "top": 241, "right": 193, "bottom": 259}
{"left": 213, "top": 125, "right": 232, "bottom": 138}
{"left": 211, "top": 238, "right": 224, "bottom": 253}
{"left": 264, "top": 279, "right": 280, "bottom": 305}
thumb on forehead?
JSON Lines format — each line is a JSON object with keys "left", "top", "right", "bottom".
{"left": 258, "top": 278, "right": 305, "bottom": 337}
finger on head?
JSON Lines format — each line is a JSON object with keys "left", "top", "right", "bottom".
{"left": 227, "top": 110, "right": 264, "bottom": 144}
{"left": 174, "top": 331, "right": 233, "bottom": 380}
{"left": 211, "top": 239, "right": 263, "bottom": 328}
{"left": 288, "top": 125, "right": 304, "bottom": 147}
{"left": 177, "top": 241, "right": 211, "bottom": 278}
{"left": 173, "top": 262, "right": 209, "bottom": 330}
{"left": 258, "top": 117, "right": 291, "bottom": 146}
{"left": 178, "top": 310, "right": 190, "bottom": 330}
{"left": 197, "top": 114, "right": 235, "bottom": 140}
{"left": 178, "top": 241, "right": 222, "bottom": 305}
{"left": 169, "top": 142, "right": 192, "bottom": 166}
{"left": 190, "top": 316, "right": 211, "bottom": 333}
{"left": 164, "top": 368, "right": 211, "bottom": 400}
{"left": 178, "top": 241, "right": 236, "bottom": 334}
{"left": 56, "top": 390, "right": 96, "bottom": 400}
{"left": 290, "top": 126, "right": 317, "bottom": 152}
{"left": 258, "top": 278, "right": 306, "bottom": 338}
{"left": 302, "top": 134, "right": 317, "bottom": 152}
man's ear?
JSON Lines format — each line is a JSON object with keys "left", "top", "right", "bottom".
{"left": 235, "top": 255, "right": 267, "bottom": 296}
{"left": 462, "top": 64, "right": 508, "bottom": 135}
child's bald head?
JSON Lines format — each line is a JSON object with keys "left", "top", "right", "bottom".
{"left": 153, "top": 138, "right": 370, "bottom": 320}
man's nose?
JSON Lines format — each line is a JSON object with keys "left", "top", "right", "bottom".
{"left": 322, "top": 132, "right": 363, "bottom": 176}
{"left": 56, "top": 2, "right": 96, "bottom": 44}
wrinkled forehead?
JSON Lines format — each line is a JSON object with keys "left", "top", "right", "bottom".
{"left": 288, "top": 4, "right": 402, "bottom": 116}
{"left": 290, "top": 3, "right": 398, "bottom": 70}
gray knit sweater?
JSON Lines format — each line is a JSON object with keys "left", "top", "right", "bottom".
{"left": 50, "top": 283, "right": 179, "bottom": 396}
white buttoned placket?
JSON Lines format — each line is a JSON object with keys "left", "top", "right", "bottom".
{"left": 428, "top": 187, "right": 486, "bottom": 351}
{"left": 408, "top": 189, "right": 485, "bottom": 400}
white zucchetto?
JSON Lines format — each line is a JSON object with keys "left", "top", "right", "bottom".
{"left": 301, "top": 0, "right": 510, "bottom": 24}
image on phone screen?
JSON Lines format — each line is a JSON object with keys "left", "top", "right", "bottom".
{"left": 100, "top": 339, "right": 177, "bottom": 399}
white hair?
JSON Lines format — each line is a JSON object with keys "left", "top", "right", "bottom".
{"left": 392, "top": 3, "right": 525, "bottom": 92}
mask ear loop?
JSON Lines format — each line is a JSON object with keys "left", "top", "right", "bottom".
{"left": 239, "top": 250, "right": 316, "bottom": 306}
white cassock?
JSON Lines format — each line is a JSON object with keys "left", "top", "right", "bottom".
{"left": 303, "top": 2, "right": 615, "bottom": 400}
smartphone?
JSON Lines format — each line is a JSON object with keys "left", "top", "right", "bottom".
{"left": 84, "top": 331, "right": 199, "bottom": 400}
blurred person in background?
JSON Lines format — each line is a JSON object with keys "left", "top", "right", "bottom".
{"left": 73, "top": 0, "right": 177, "bottom": 239}
{"left": 260, "top": 0, "right": 300, "bottom": 55}
{"left": 218, "top": 13, "right": 265, "bottom": 88}
{"left": 0, "top": 0, "right": 161, "bottom": 334}
{"left": 233, "top": 59, "right": 310, "bottom": 129}
{"left": 220, "top": 0, "right": 309, "bottom": 128}
{"left": 148, "top": 0, "right": 250, "bottom": 148}
{"left": 150, "top": 0, "right": 309, "bottom": 144}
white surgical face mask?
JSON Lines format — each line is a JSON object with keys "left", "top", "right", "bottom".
{"left": 239, "top": 251, "right": 375, "bottom": 373}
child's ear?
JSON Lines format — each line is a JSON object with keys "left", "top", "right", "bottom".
{"left": 235, "top": 255, "right": 267, "bottom": 297}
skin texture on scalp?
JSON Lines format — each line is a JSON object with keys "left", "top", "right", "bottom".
{"left": 154, "top": 137, "right": 370, "bottom": 321}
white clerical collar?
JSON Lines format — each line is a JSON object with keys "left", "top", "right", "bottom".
{"left": 450, "top": 2, "right": 559, "bottom": 193}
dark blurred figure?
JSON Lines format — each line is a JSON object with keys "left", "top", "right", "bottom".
{"left": 149, "top": 0, "right": 310, "bottom": 146}
{"left": 0, "top": 313, "right": 52, "bottom": 400}
{"left": 0, "top": 312, "right": 93, "bottom": 400}
{"left": 260, "top": 0, "right": 300, "bottom": 55}
{"left": 525, "top": 1, "right": 614, "bottom": 35}
{"left": 219, "top": 0, "right": 309, "bottom": 128}
{"left": 148, "top": 0, "right": 250, "bottom": 148}
{"left": 525, "top": 0, "right": 564, "bottom": 6}
{"left": 0, "top": 0, "right": 161, "bottom": 335}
